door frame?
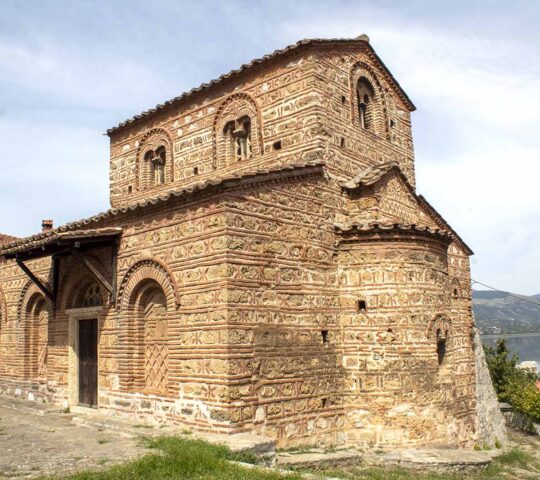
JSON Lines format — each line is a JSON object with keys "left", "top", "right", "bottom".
{"left": 67, "top": 307, "right": 102, "bottom": 407}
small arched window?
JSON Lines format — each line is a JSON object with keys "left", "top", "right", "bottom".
{"left": 143, "top": 146, "right": 167, "bottom": 186}
{"left": 436, "top": 328, "right": 447, "bottom": 367}
{"left": 81, "top": 283, "right": 103, "bottom": 308}
{"left": 224, "top": 116, "right": 252, "bottom": 162}
{"left": 356, "top": 77, "right": 376, "bottom": 130}
{"left": 153, "top": 146, "right": 166, "bottom": 185}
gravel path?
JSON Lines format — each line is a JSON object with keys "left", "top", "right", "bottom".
{"left": 0, "top": 398, "right": 148, "bottom": 479}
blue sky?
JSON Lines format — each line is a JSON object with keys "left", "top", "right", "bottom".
{"left": 1, "top": 0, "right": 539, "bottom": 294}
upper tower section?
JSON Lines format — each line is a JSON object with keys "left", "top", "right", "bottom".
{"left": 107, "top": 37, "right": 416, "bottom": 208}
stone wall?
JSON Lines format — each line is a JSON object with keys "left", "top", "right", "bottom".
{"left": 313, "top": 47, "right": 415, "bottom": 186}
{"left": 337, "top": 228, "right": 474, "bottom": 447}
{"left": 473, "top": 326, "right": 507, "bottom": 447}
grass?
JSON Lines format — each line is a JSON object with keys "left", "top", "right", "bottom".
{"left": 317, "top": 446, "right": 540, "bottom": 480}
{"left": 41, "top": 436, "right": 540, "bottom": 480}
{"left": 44, "top": 436, "right": 302, "bottom": 480}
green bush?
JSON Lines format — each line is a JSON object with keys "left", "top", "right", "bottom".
{"left": 484, "top": 338, "right": 540, "bottom": 422}
{"left": 507, "top": 380, "right": 540, "bottom": 423}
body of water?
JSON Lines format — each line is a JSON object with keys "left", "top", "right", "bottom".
{"left": 481, "top": 333, "right": 540, "bottom": 372}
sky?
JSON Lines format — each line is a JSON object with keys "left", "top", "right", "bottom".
{"left": 0, "top": 0, "right": 539, "bottom": 295}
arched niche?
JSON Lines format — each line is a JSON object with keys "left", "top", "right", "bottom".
{"left": 213, "top": 93, "right": 263, "bottom": 169}
{"left": 350, "top": 62, "right": 389, "bottom": 139}
{"left": 117, "top": 258, "right": 178, "bottom": 395}
{"left": 136, "top": 128, "right": 174, "bottom": 191}
{"left": 19, "top": 282, "right": 52, "bottom": 381}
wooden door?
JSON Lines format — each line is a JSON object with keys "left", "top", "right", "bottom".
{"left": 78, "top": 319, "right": 98, "bottom": 407}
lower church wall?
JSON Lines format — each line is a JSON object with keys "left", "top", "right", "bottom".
{"left": 0, "top": 176, "right": 479, "bottom": 448}
{"left": 338, "top": 232, "right": 477, "bottom": 447}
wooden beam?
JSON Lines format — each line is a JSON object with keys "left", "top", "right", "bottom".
{"left": 51, "top": 255, "right": 60, "bottom": 308}
{"left": 72, "top": 250, "right": 113, "bottom": 295}
{"left": 16, "top": 259, "right": 55, "bottom": 304}
{"left": 111, "top": 241, "right": 118, "bottom": 306}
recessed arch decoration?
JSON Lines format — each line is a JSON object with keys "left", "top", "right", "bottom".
{"left": 213, "top": 92, "right": 263, "bottom": 169}
{"left": 18, "top": 281, "right": 53, "bottom": 380}
{"left": 427, "top": 313, "right": 452, "bottom": 369}
{"left": 349, "top": 61, "right": 389, "bottom": 139}
{"left": 59, "top": 255, "right": 110, "bottom": 310}
{"left": 426, "top": 313, "right": 452, "bottom": 340}
{"left": 17, "top": 279, "right": 53, "bottom": 323}
{"left": 135, "top": 127, "right": 174, "bottom": 191}
{"left": 117, "top": 258, "right": 180, "bottom": 312}
{"left": 117, "top": 258, "right": 176, "bottom": 395}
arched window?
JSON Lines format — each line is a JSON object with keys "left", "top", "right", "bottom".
{"left": 144, "top": 146, "right": 167, "bottom": 186}
{"left": 224, "top": 116, "right": 252, "bottom": 162}
{"left": 436, "top": 328, "right": 447, "bottom": 367}
{"left": 81, "top": 283, "right": 103, "bottom": 308}
{"left": 136, "top": 128, "right": 173, "bottom": 190}
{"left": 356, "top": 77, "right": 376, "bottom": 131}
{"left": 214, "top": 93, "right": 261, "bottom": 168}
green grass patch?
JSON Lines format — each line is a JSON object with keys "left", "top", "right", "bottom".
{"left": 39, "top": 436, "right": 540, "bottom": 480}
{"left": 494, "top": 447, "right": 536, "bottom": 468}
{"left": 313, "top": 447, "right": 540, "bottom": 480}
{"left": 45, "top": 436, "right": 301, "bottom": 480}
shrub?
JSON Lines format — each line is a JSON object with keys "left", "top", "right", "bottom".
{"left": 507, "top": 380, "right": 540, "bottom": 423}
{"left": 484, "top": 338, "right": 540, "bottom": 422}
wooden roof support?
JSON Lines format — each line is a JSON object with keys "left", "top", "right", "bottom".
{"left": 16, "top": 258, "right": 55, "bottom": 306}
{"left": 71, "top": 249, "right": 114, "bottom": 296}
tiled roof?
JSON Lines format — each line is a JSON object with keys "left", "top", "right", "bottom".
{"left": 0, "top": 159, "right": 325, "bottom": 257}
{"left": 342, "top": 160, "right": 400, "bottom": 189}
{"left": 0, "top": 234, "right": 19, "bottom": 246}
{"left": 335, "top": 221, "right": 451, "bottom": 240}
{"left": 107, "top": 37, "right": 415, "bottom": 135}
{"left": 340, "top": 161, "right": 474, "bottom": 255}
{"left": 0, "top": 228, "right": 122, "bottom": 258}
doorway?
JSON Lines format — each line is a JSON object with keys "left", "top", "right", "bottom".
{"left": 78, "top": 319, "right": 98, "bottom": 407}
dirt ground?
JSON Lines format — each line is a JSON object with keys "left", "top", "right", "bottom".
{"left": 1, "top": 394, "right": 540, "bottom": 480}
{"left": 0, "top": 398, "right": 148, "bottom": 479}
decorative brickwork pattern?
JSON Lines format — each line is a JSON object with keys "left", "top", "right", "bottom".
{"left": 0, "top": 37, "right": 494, "bottom": 449}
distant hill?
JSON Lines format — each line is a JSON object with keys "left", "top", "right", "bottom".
{"left": 473, "top": 290, "right": 540, "bottom": 334}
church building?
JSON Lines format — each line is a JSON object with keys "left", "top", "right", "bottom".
{"left": 0, "top": 36, "right": 493, "bottom": 448}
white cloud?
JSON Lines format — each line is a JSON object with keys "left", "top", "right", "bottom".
{"left": 0, "top": 1, "right": 538, "bottom": 295}
{"left": 0, "top": 38, "right": 169, "bottom": 110}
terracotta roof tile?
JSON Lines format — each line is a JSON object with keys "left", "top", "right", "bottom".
{"left": 0, "top": 234, "right": 19, "bottom": 246}
{"left": 0, "top": 228, "right": 122, "bottom": 258}
{"left": 335, "top": 221, "right": 451, "bottom": 240}
{"left": 340, "top": 161, "right": 474, "bottom": 256}
{"left": 342, "top": 160, "right": 400, "bottom": 189}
